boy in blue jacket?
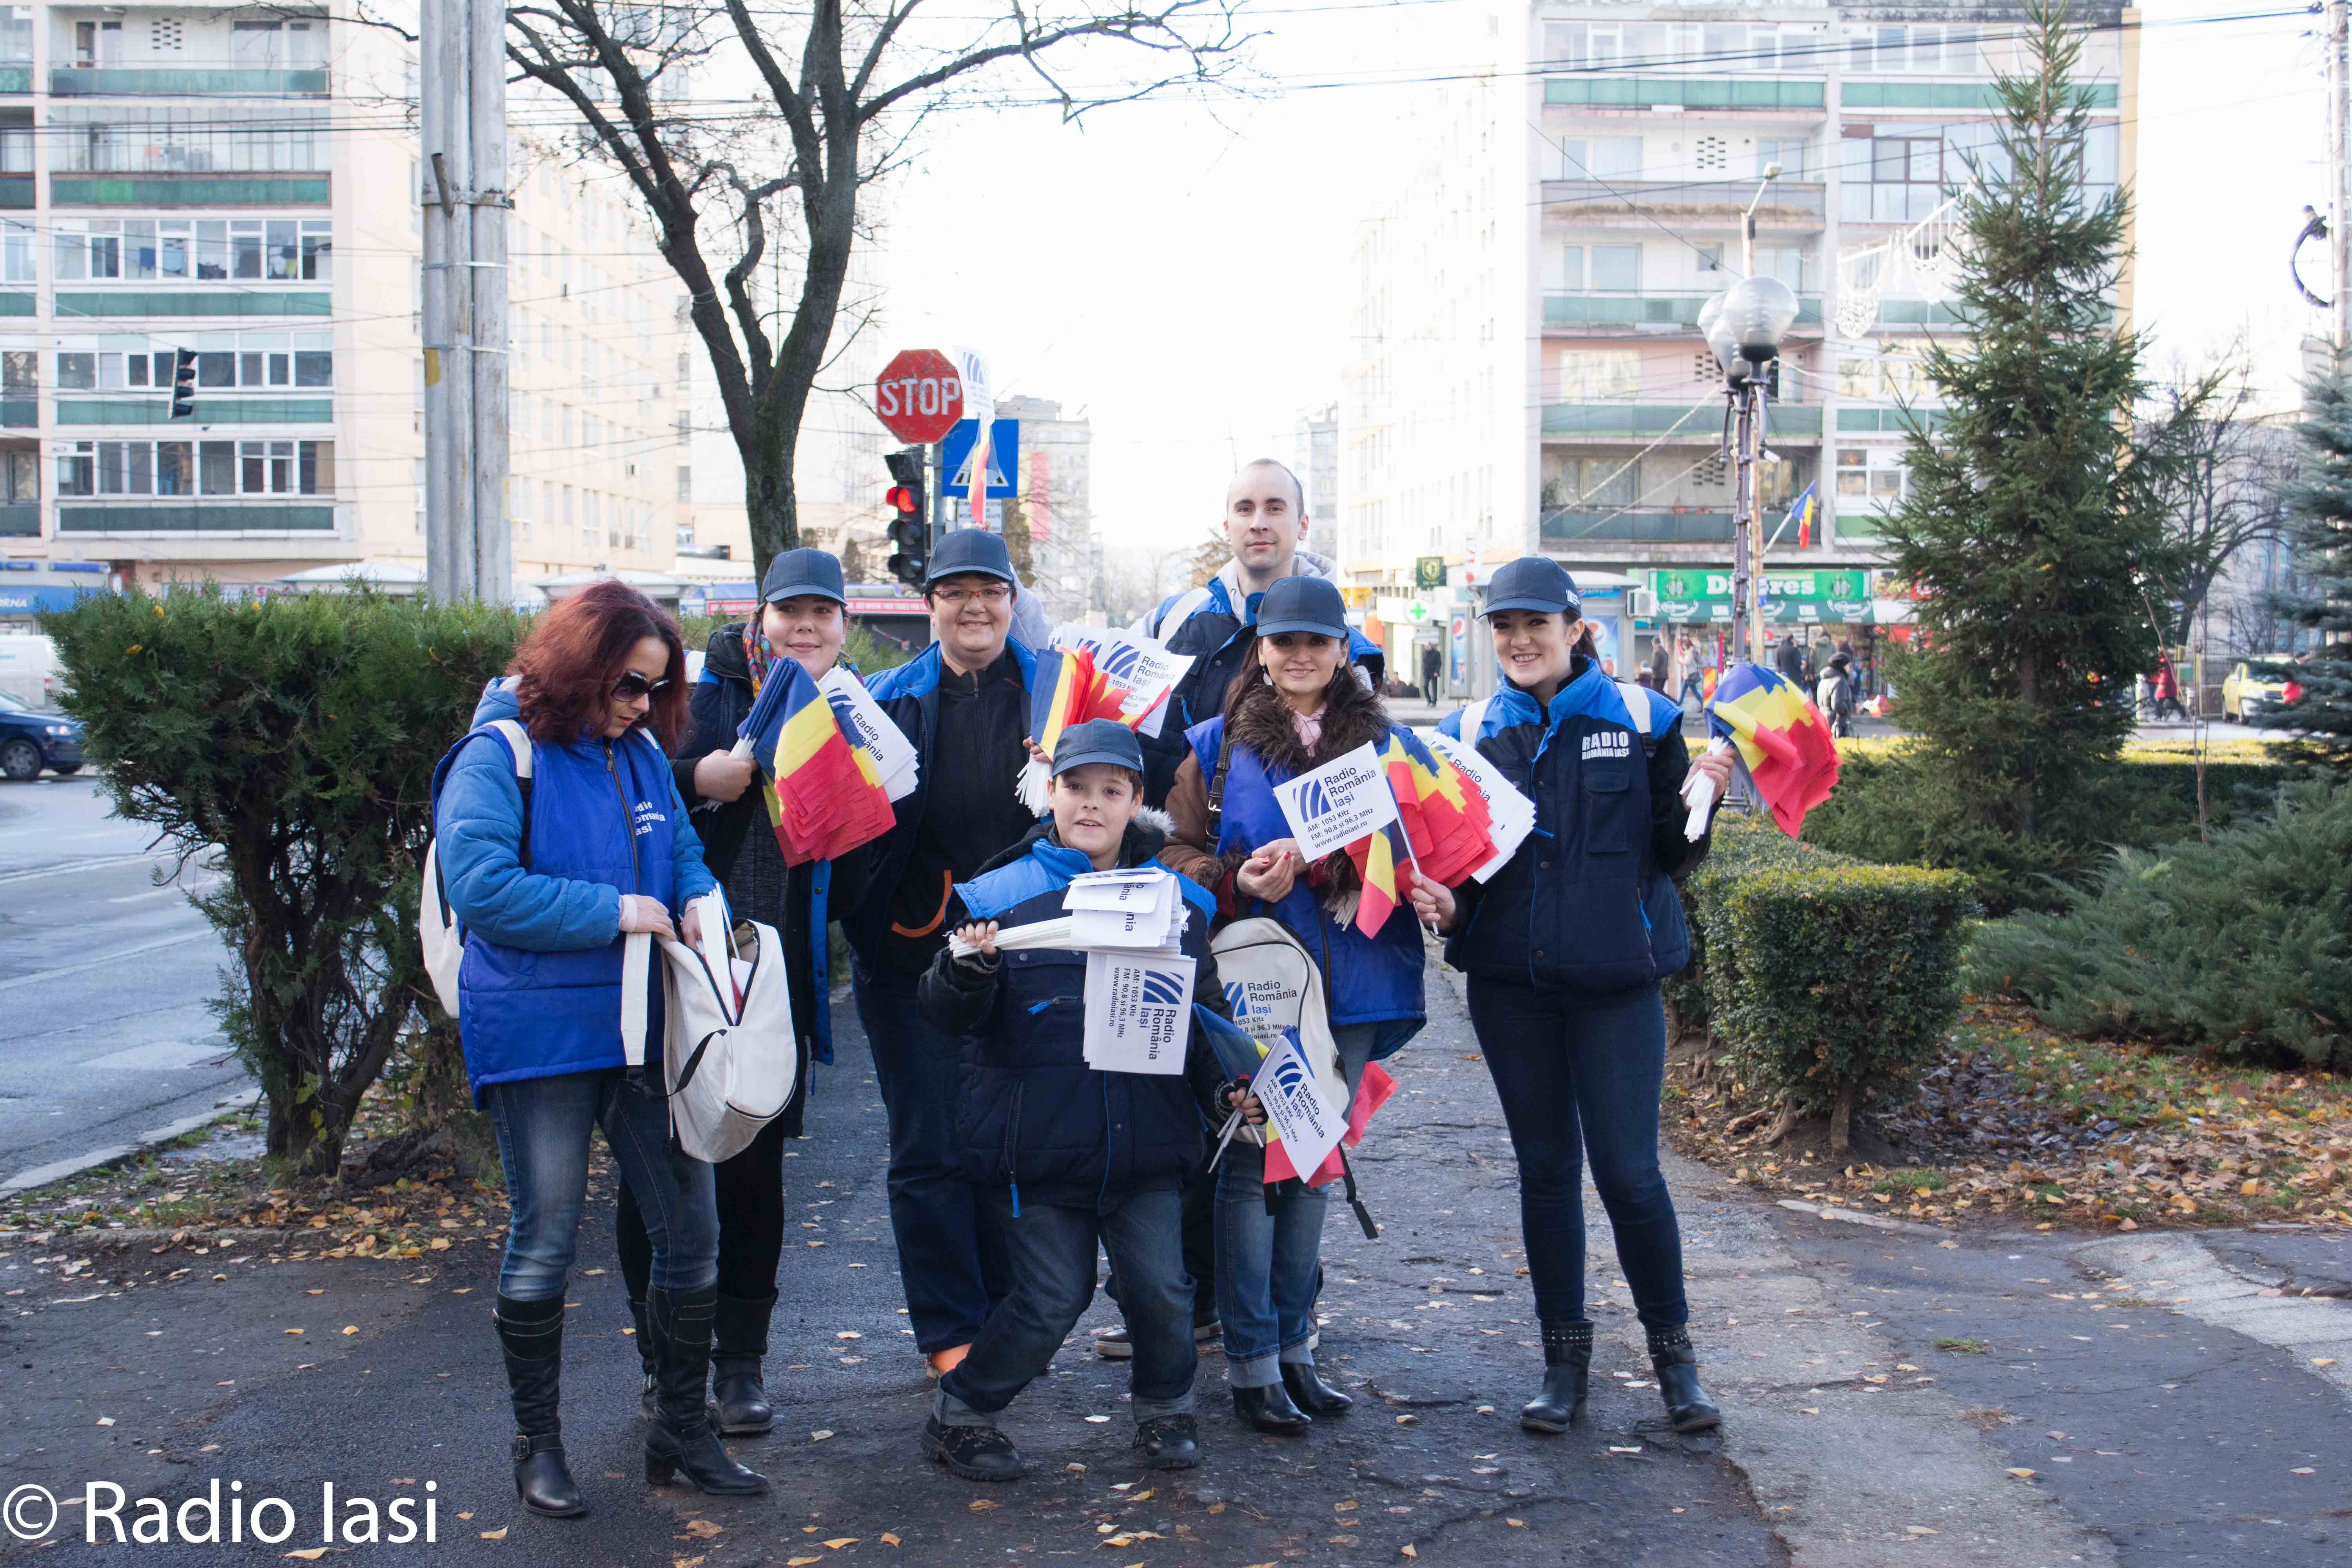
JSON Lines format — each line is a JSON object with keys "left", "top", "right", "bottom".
{"left": 914, "top": 720, "right": 1256, "bottom": 1480}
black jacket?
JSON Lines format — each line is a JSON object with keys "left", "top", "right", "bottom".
{"left": 916, "top": 816, "right": 1233, "bottom": 1211}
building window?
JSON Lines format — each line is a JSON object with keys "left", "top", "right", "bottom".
{"left": 1543, "top": 451, "right": 1639, "bottom": 510}
{"left": 1757, "top": 138, "right": 1804, "bottom": 179}
{"left": 1557, "top": 136, "right": 1641, "bottom": 181}
{"left": 56, "top": 437, "right": 331, "bottom": 497}
{"left": 51, "top": 107, "right": 327, "bottom": 174}
{"left": 1556, "top": 350, "right": 1641, "bottom": 400}
{"left": 57, "top": 334, "right": 329, "bottom": 392}
{"left": 52, "top": 217, "right": 330, "bottom": 283}
{"left": 2, "top": 219, "right": 31, "bottom": 283}
{"left": 1589, "top": 244, "right": 1640, "bottom": 292}
{"left": 3, "top": 448, "right": 35, "bottom": 503}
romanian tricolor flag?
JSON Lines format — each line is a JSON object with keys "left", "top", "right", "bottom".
{"left": 1706, "top": 661, "right": 1841, "bottom": 837}
{"left": 1017, "top": 644, "right": 1171, "bottom": 811}
{"left": 1343, "top": 820, "right": 1408, "bottom": 939}
{"left": 740, "top": 658, "right": 896, "bottom": 864}
{"left": 1265, "top": 1054, "right": 1397, "bottom": 1188}
{"left": 1788, "top": 483, "right": 1818, "bottom": 551}
{"left": 1373, "top": 729, "right": 1497, "bottom": 889}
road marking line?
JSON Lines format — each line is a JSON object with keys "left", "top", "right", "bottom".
{"left": 0, "top": 931, "right": 212, "bottom": 993}
{"left": 106, "top": 880, "right": 214, "bottom": 905}
{"left": 2072, "top": 1234, "right": 2352, "bottom": 1397}
{"left": 0, "top": 851, "right": 174, "bottom": 887}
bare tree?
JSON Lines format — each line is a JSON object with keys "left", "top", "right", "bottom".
{"left": 2141, "top": 352, "right": 2296, "bottom": 650}
{"left": 502, "top": 2, "right": 1251, "bottom": 577}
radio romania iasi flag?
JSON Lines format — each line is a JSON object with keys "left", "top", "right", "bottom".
{"left": 739, "top": 657, "right": 896, "bottom": 864}
{"left": 1015, "top": 644, "right": 1171, "bottom": 812}
{"left": 1706, "top": 661, "right": 1840, "bottom": 837}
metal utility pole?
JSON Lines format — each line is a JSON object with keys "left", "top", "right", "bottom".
{"left": 2332, "top": 0, "right": 2352, "bottom": 352}
{"left": 421, "top": 0, "right": 511, "bottom": 602}
{"left": 1739, "top": 165, "right": 1780, "bottom": 664}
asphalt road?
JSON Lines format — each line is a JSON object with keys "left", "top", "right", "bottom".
{"left": 0, "top": 773, "right": 250, "bottom": 1191}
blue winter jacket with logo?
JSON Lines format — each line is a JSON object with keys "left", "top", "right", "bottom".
{"left": 431, "top": 679, "right": 718, "bottom": 1103}
{"left": 914, "top": 818, "right": 1231, "bottom": 1212}
{"left": 1436, "top": 659, "right": 1705, "bottom": 993}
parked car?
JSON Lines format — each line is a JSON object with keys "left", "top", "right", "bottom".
{"left": 2221, "top": 658, "right": 2302, "bottom": 722}
{"left": 0, "top": 690, "right": 83, "bottom": 780}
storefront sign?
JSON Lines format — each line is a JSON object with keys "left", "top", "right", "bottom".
{"left": 1650, "top": 568, "right": 1869, "bottom": 603}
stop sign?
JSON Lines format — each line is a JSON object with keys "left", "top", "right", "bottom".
{"left": 875, "top": 349, "right": 964, "bottom": 444}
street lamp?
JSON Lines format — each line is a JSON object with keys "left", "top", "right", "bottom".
{"left": 1710, "top": 261, "right": 1798, "bottom": 665}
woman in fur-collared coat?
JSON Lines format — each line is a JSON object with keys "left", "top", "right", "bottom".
{"left": 1156, "top": 575, "right": 1428, "bottom": 1437}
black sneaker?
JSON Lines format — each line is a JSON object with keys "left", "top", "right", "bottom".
{"left": 920, "top": 1416, "right": 1024, "bottom": 1481}
{"left": 1090, "top": 1325, "right": 1134, "bottom": 1360}
{"left": 1134, "top": 1414, "right": 1200, "bottom": 1470}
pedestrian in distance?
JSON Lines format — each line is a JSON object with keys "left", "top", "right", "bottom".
{"left": 1160, "top": 574, "right": 1430, "bottom": 1436}
{"left": 1815, "top": 651, "right": 1857, "bottom": 739}
{"left": 838, "top": 528, "right": 1040, "bottom": 1378}
{"left": 428, "top": 580, "right": 763, "bottom": 1517}
{"left": 1647, "top": 635, "right": 1670, "bottom": 691}
{"left": 1420, "top": 642, "right": 1441, "bottom": 706}
{"left": 1810, "top": 628, "right": 1837, "bottom": 684}
{"left": 610, "top": 547, "right": 868, "bottom": 1438}
{"left": 1775, "top": 630, "right": 1807, "bottom": 684}
{"left": 1431, "top": 557, "right": 1735, "bottom": 1439}
{"left": 1674, "top": 635, "right": 1708, "bottom": 711}
{"left": 914, "top": 720, "right": 1258, "bottom": 1480}
{"left": 1105, "top": 458, "right": 1382, "bottom": 1365}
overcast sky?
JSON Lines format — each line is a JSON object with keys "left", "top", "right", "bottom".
{"left": 876, "top": 0, "right": 2330, "bottom": 580}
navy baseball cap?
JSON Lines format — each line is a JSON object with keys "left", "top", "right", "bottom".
{"left": 1049, "top": 718, "right": 1145, "bottom": 777}
{"left": 1254, "top": 575, "right": 1351, "bottom": 641}
{"left": 1480, "top": 556, "right": 1583, "bottom": 618}
{"left": 759, "top": 547, "right": 846, "bottom": 605}
{"left": 926, "top": 528, "right": 1016, "bottom": 587}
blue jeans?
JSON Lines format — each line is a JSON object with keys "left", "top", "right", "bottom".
{"left": 483, "top": 1067, "right": 717, "bottom": 1302}
{"left": 936, "top": 1186, "right": 1196, "bottom": 1427}
{"left": 1465, "top": 978, "right": 1688, "bottom": 1331}
{"left": 1214, "top": 1024, "right": 1375, "bottom": 1388}
{"left": 854, "top": 962, "right": 1007, "bottom": 1353}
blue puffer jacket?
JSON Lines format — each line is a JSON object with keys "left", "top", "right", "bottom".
{"left": 915, "top": 818, "right": 1231, "bottom": 1212}
{"left": 1436, "top": 659, "right": 1704, "bottom": 993}
{"left": 1178, "top": 703, "right": 1427, "bottom": 1056}
{"left": 430, "top": 679, "right": 717, "bottom": 1103}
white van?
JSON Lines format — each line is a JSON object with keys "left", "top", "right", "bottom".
{"left": 0, "top": 632, "right": 61, "bottom": 709}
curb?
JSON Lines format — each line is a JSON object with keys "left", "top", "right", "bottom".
{"left": 0, "top": 1086, "right": 261, "bottom": 1197}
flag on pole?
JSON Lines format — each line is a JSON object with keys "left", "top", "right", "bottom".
{"left": 740, "top": 659, "right": 897, "bottom": 864}
{"left": 1788, "top": 482, "right": 1818, "bottom": 550}
{"left": 1342, "top": 820, "right": 1409, "bottom": 938}
{"left": 1016, "top": 644, "right": 1171, "bottom": 812}
{"left": 1706, "top": 661, "right": 1841, "bottom": 837}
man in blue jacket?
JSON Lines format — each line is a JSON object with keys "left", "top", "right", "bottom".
{"left": 839, "top": 528, "right": 1042, "bottom": 1375}
{"left": 913, "top": 721, "right": 1248, "bottom": 1481}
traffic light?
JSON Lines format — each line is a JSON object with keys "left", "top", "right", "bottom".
{"left": 167, "top": 348, "right": 197, "bottom": 420}
{"left": 884, "top": 448, "right": 928, "bottom": 586}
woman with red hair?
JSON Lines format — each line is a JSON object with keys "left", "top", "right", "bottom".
{"left": 430, "top": 580, "right": 762, "bottom": 1517}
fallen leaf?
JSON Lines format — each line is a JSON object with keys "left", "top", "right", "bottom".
{"left": 340, "top": 1326, "right": 358, "bottom": 1336}
{"left": 1401, "top": 1548, "right": 1418, "bottom": 1560}
{"left": 1394, "top": 1414, "right": 1417, "bottom": 1425}
{"left": 968, "top": 1499, "right": 999, "bottom": 1512}
{"left": 2292, "top": 1467, "right": 2316, "bottom": 1475}
{"left": 2007, "top": 1468, "right": 2038, "bottom": 1480}
{"left": 787, "top": 1558, "right": 822, "bottom": 1566}
{"left": 674, "top": 1559, "right": 706, "bottom": 1568}
{"left": 283, "top": 1552, "right": 333, "bottom": 1561}
{"left": 479, "top": 1528, "right": 508, "bottom": 1541}
{"left": 2314, "top": 1358, "right": 2338, "bottom": 1368}
{"left": 1129, "top": 1489, "right": 1153, "bottom": 1501}
{"left": 822, "top": 1540, "right": 858, "bottom": 1550}
{"left": 880, "top": 1534, "right": 902, "bottom": 1547}
{"left": 1905, "top": 1526, "right": 1939, "bottom": 1536}
{"left": 683, "top": 1520, "right": 724, "bottom": 1539}
{"left": 1083, "top": 1414, "right": 1111, "bottom": 1424}
{"left": 284, "top": 1328, "right": 303, "bottom": 1335}
{"left": 1505, "top": 1519, "right": 1525, "bottom": 1528}
{"left": 810, "top": 1429, "right": 834, "bottom": 1441}
{"left": 96, "top": 1417, "right": 114, "bottom": 1426}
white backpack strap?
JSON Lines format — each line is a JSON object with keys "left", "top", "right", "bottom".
{"left": 485, "top": 717, "right": 533, "bottom": 780}
{"left": 620, "top": 931, "right": 652, "bottom": 1068}
{"left": 1615, "top": 680, "right": 1666, "bottom": 756}
{"left": 1460, "top": 697, "right": 1491, "bottom": 744}
{"left": 1155, "top": 584, "right": 1212, "bottom": 641}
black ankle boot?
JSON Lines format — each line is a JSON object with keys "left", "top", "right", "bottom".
{"left": 644, "top": 1286, "right": 768, "bottom": 1495}
{"left": 1280, "top": 1362, "right": 1354, "bottom": 1416}
{"left": 494, "top": 1295, "right": 586, "bottom": 1518}
{"left": 1646, "top": 1325, "right": 1721, "bottom": 1433}
{"left": 1134, "top": 1414, "right": 1201, "bottom": 1469}
{"left": 627, "top": 1297, "right": 657, "bottom": 1421}
{"left": 1521, "top": 1320, "right": 1592, "bottom": 1434}
{"left": 1232, "top": 1382, "right": 1313, "bottom": 1435}
{"left": 710, "top": 1292, "right": 777, "bottom": 1436}
{"left": 920, "top": 1416, "right": 1025, "bottom": 1481}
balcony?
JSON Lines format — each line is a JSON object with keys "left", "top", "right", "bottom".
{"left": 56, "top": 397, "right": 332, "bottom": 425}
{"left": 0, "top": 65, "right": 27, "bottom": 95}
{"left": 1544, "top": 76, "right": 1824, "bottom": 112}
{"left": 1543, "top": 508, "right": 1735, "bottom": 544}
{"left": 0, "top": 173, "right": 26, "bottom": 210}
{"left": 0, "top": 502, "right": 34, "bottom": 536}
{"left": 1542, "top": 179, "right": 1824, "bottom": 222}
{"left": 56, "top": 502, "right": 334, "bottom": 533}
{"left": 55, "top": 290, "right": 331, "bottom": 319}
{"left": 50, "top": 65, "right": 328, "bottom": 98}
{"left": 0, "top": 397, "right": 33, "bottom": 427}
{"left": 1544, "top": 291, "right": 1823, "bottom": 330}
{"left": 50, "top": 173, "right": 328, "bottom": 206}
{"left": 1543, "top": 400, "right": 1824, "bottom": 439}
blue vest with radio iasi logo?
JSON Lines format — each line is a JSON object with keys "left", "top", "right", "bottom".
{"left": 1184, "top": 716, "right": 1427, "bottom": 1047}
{"left": 1437, "top": 661, "right": 1690, "bottom": 993}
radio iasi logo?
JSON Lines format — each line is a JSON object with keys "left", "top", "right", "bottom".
{"left": 1098, "top": 642, "right": 1145, "bottom": 682}
{"left": 1142, "top": 969, "right": 1187, "bottom": 1007}
{"left": 1581, "top": 730, "right": 1631, "bottom": 762}
{"left": 1271, "top": 1053, "right": 1310, "bottom": 1097}
{"left": 1223, "top": 980, "right": 1250, "bottom": 1020}
{"left": 1298, "top": 778, "right": 1337, "bottom": 820}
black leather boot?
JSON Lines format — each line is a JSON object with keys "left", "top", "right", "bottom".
{"left": 1134, "top": 1414, "right": 1200, "bottom": 1469}
{"left": 921, "top": 1416, "right": 1025, "bottom": 1480}
{"left": 626, "top": 1297, "right": 657, "bottom": 1421}
{"left": 1280, "top": 1361, "right": 1354, "bottom": 1417}
{"left": 1521, "top": 1320, "right": 1592, "bottom": 1435}
{"left": 1646, "top": 1325, "right": 1722, "bottom": 1433}
{"left": 1232, "top": 1382, "right": 1313, "bottom": 1435}
{"left": 495, "top": 1295, "right": 586, "bottom": 1519}
{"left": 710, "top": 1292, "right": 777, "bottom": 1436}
{"left": 643, "top": 1286, "right": 768, "bottom": 1495}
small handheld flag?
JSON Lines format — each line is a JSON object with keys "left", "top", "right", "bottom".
{"left": 737, "top": 658, "right": 897, "bottom": 864}
{"left": 1706, "top": 662, "right": 1840, "bottom": 837}
{"left": 1016, "top": 644, "right": 1170, "bottom": 813}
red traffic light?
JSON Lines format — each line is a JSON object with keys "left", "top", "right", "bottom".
{"left": 886, "top": 485, "right": 920, "bottom": 514}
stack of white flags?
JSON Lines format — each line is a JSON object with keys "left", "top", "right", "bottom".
{"left": 820, "top": 668, "right": 920, "bottom": 801}
{"left": 947, "top": 869, "right": 1194, "bottom": 1076}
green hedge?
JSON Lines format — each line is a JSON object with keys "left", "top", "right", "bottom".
{"left": 1967, "top": 780, "right": 2352, "bottom": 1069}
{"left": 1671, "top": 817, "right": 1978, "bottom": 1150}
{"left": 40, "top": 588, "right": 522, "bottom": 1178}
{"left": 1801, "top": 749, "right": 2288, "bottom": 913}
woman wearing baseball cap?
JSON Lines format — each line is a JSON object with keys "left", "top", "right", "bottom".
{"left": 1159, "top": 573, "right": 1438, "bottom": 1436}
{"left": 610, "top": 546, "right": 867, "bottom": 1439}
{"left": 1425, "top": 556, "right": 1735, "bottom": 1439}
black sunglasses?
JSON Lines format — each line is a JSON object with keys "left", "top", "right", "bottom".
{"left": 613, "top": 671, "right": 672, "bottom": 702}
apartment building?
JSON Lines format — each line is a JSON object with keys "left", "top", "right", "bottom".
{"left": 1342, "top": 3, "right": 2135, "bottom": 692}
{"left": 0, "top": 5, "right": 686, "bottom": 615}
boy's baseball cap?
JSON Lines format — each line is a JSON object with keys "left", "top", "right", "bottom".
{"left": 1050, "top": 719, "right": 1145, "bottom": 777}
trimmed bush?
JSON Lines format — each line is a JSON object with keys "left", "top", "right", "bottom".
{"left": 1802, "top": 747, "right": 2287, "bottom": 913}
{"left": 1967, "top": 780, "right": 2352, "bottom": 1070}
{"left": 40, "top": 588, "right": 522, "bottom": 1178}
{"left": 1675, "top": 817, "right": 1978, "bottom": 1152}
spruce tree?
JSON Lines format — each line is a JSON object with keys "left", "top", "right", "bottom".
{"left": 2256, "top": 370, "right": 2352, "bottom": 773}
{"left": 1875, "top": 4, "right": 2198, "bottom": 904}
